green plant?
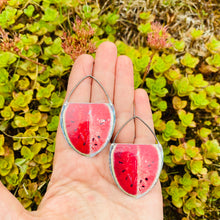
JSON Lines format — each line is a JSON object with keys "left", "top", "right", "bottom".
{"left": 146, "top": 77, "right": 168, "bottom": 111}
{"left": 0, "top": 1, "right": 219, "bottom": 219}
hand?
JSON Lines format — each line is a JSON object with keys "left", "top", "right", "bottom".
{"left": 0, "top": 42, "right": 163, "bottom": 220}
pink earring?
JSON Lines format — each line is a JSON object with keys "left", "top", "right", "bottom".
{"left": 60, "top": 75, "right": 115, "bottom": 157}
{"left": 109, "top": 116, "right": 163, "bottom": 198}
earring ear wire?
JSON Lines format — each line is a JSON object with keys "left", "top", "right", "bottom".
{"left": 109, "top": 115, "right": 163, "bottom": 198}
{"left": 61, "top": 75, "right": 115, "bottom": 157}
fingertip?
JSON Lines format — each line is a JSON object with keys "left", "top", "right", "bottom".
{"left": 91, "top": 41, "right": 117, "bottom": 102}
{"left": 134, "top": 88, "right": 154, "bottom": 144}
{"left": 65, "top": 54, "right": 94, "bottom": 103}
{"left": 135, "top": 89, "right": 150, "bottom": 104}
{"left": 117, "top": 55, "right": 133, "bottom": 67}
{"left": 116, "top": 55, "right": 134, "bottom": 82}
{"left": 97, "top": 41, "right": 117, "bottom": 56}
{"left": 69, "top": 54, "right": 94, "bottom": 77}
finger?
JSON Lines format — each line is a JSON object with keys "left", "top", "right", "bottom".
{"left": 91, "top": 42, "right": 117, "bottom": 103}
{"left": 133, "top": 89, "right": 163, "bottom": 218}
{"left": 134, "top": 89, "right": 155, "bottom": 144}
{"left": 0, "top": 181, "right": 28, "bottom": 219}
{"left": 52, "top": 54, "right": 94, "bottom": 169}
{"left": 66, "top": 54, "right": 94, "bottom": 103}
{"left": 113, "top": 55, "right": 135, "bottom": 143}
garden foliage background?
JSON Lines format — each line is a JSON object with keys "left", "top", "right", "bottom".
{"left": 0, "top": 0, "right": 219, "bottom": 219}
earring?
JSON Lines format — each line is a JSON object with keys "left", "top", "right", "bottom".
{"left": 109, "top": 116, "right": 163, "bottom": 198}
{"left": 60, "top": 75, "right": 115, "bottom": 157}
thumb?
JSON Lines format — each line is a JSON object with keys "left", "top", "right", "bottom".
{"left": 0, "top": 181, "right": 29, "bottom": 219}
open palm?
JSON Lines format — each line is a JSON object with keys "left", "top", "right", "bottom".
{"left": 0, "top": 42, "right": 163, "bottom": 220}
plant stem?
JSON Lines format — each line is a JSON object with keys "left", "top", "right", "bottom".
{"left": 141, "top": 50, "right": 156, "bottom": 87}
{"left": 16, "top": 52, "right": 47, "bottom": 73}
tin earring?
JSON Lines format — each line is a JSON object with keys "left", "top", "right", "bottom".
{"left": 109, "top": 116, "right": 163, "bottom": 198}
{"left": 60, "top": 75, "right": 115, "bottom": 157}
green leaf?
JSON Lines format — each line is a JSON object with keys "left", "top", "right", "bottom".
{"left": 34, "top": 153, "right": 48, "bottom": 164}
{"left": 24, "top": 5, "right": 35, "bottom": 17}
{"left": 190, "top": 160, "right": 203, "bottom": 174}
{"left": 146, "top": 77, "right": 168, "bottom": 97}
{"left": 206, "top": 37, "right": 220, "bottom": 53}
{"left": 28, "top": 166, "right": 40, "bottom": 179}
{"left": 42, "top": 7, "right": 58, "bottom": 22}
{"left": 44, "top": 37, "right": 62, "bottom": 57}
{"left": 0, "top": 68, "right": 9, "bottom": 84}
{"left": 22, "top": 130, "right": 36, "bottom": 145}
{"left": 21, "top": 146, "right": 34, "bottom": 160}
{"left": 134, "top": 72, "right": 142, "bottom": 89}
{"left": 179, "top": 173, "right": 195, "bottom": 192}
{"left": 181, "top": 53, "right": 199, "bottom": 68}
{"left": 172, "top": 196, "right": 183, "bottom": 208}
{"left": 138, "top": 23, "right": 152, "bottom": 34}
{"left": 212, "top": 186, "right": 220, "bottom": 199}
{"left": 195, "top": 206, "right": 205, "bottom": 216}
{"left": 184, "top": 196, "right": 202, "bottom": 211}
{"left": 215, "top": 83, "right": 220, "bottom": 98}
{"left": 27, "top": 20, "right": 56, "bottom": 35}
{"left": 1, "top": 106, "right": 14, "bottom": 120}
{"left": 196, "top": 181, "right": 209, "bottom": 202}
{"left": 157, "top": 100, "right": 167, "bottom": 111}
{"left": 189, "top": 90, "right": 209, "bottom": 110}
{"left": 198, "top": 127, "right": 211, "bottom": 139}
{"left": 209, "top": 171, "right": 220, "bottom": 186}
{"left": 0, "top": 95, "right": 5, "bottom": 109}
{"left": 11, "top": 74, "right": 19, "bottom": 84}
{"left": 162, "top": 120, "right": 183, "bottom": 141}
{"left": 170, "top": 145, "right": 185, "bottom": 163}
{"left": 15, "top": 158, "right": 28, "bottom": 175}
{"left": 50, "top": 92, "right": 64, "bottom": 108}
{"left": 134, "top": 56, "right": 150, "bottom": 72}
{"left": 206, "top": 53, "right": 220, "bottom": 68}
{"left": 82, "top": 4, "right": 92, "bottom": 18}
{"left": 170, "top": 38, "right": 185, "bottom": 52}
{"left": 25, "top": 111, "right": 42, "bottom": 125}
{"left": 0, "top": 134, "right": 5, "bottom": 155}
{"left": 153, "top": 56, "right": 174, "bottom": 74}
{"left": 5, "top": 173, "right": 19, "bottom": 186}
{"left": 172, "top": 96, "right": 187, "bottom": 110}
{"left": 47, "top": 143, "right": 55, "bottom": 152}
{"left": 58, "top": 54, "right": 73, "bottom": 68}
{"left": 0, "top": 52, "right": 17, "bottom": 68}
{"left": 185, "top": 141, "right": 200, "bottom": 158}
{"left": 13, "top": 116, "right": 29, "bottom": 127}
{"left": 164, "top": 68, "right": 182, "bottom": 81}
{"left": 173, "top": 77, "right": 194, "bottom": 97}
{"left": 190, "top": 28, "right": 203, "bottom": 39}
{"left": 21, "top": 34, "right": 38, "bottom": 46}
{"left": 139, "top": 12, "right": 152, "bottom": 20}
{"left": 188, "top": 74, "right": 208, "bottom": 88}
{"left": 0, "top": 6, "right": 17, "bottom": 28}
{"left": 36, "top": 84, "right": 55, "bottom": 100}
{"left": 10, "top": 90, "right": 33, "bottom": 111}
{"left": 47, "top": 115, "right": 59, "bottom": 131}
{"left": 30, "top": 141, "right": 47, "bottom": 156}
{"left": 107, "top": 13, "right": 119, "bottom": 25}
{"left": 178, "top": 110, "right": 195, "bottom": 127}
{"left": 202, "top": 139, "right": 220, "bottom": 161}
{"left": 0, "top": 158, "right": 12, "bottom": 176}
{"left": 18, "top": 77, "right": 30, "bottom": 90}
{"left": 13, "top": 141, "right": 22, "bottom": 150}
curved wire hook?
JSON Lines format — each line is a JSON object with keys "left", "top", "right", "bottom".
{"left": 112, "top": 116, "right": 161, "bottom": 146}
{"left": 65, "top": 75, "right": 112, "bottom": 104}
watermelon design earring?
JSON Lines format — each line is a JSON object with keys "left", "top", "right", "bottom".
{"left": 60, "top": 75, "right": 115, "bottom": 157}
{"left": 109, "top": 116, "right": 163, "bottom": 198}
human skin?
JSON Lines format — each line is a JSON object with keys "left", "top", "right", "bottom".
{"left": 0, "top": 42, "right": 163, "bottom": 220}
